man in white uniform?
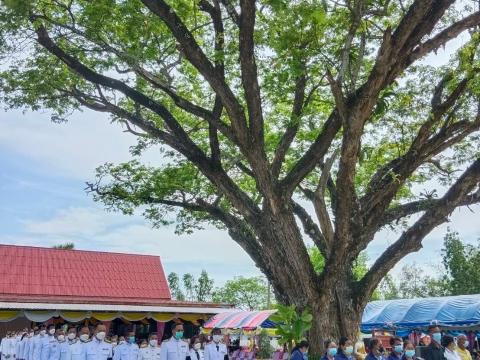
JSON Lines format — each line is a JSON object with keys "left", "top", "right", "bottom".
{"left": 85, "top": 324, "right": 112, "bottom": 360}
{"left": 66, "top": 326, "right": 85, "bottom": 360}
{"left": 40, "top": 325, "right": 57, "bottom": 360}
{"left": 32, "top": 327, "right": 45, "bottom": 360}
{"left": 204, "top": 329, "right": 227, "bottom": 360}
{"left": 139, "top": 334, "right": 160, "bottom": 360}
{"left": 113, "top": 330, "right": 140, "bottom": 360}
{"left": 55, "top": 329, "right": 69, "bottom": 360}
{"left": 159, "top": 324, "right": 189, "bottom": 360}
{"left": 1, "top": 332, "right": 14, "bottom": 360}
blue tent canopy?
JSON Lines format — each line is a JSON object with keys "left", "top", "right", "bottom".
{"left": 361, "top": 294, "right": 480, "bottom": 333}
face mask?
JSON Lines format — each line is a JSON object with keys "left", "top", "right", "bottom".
{"left": 394, "top": 345, "right": 403, "bottom": 354}
{"left": 432, "top": 333, "right": 442, "bottom": 344}
{"left": 405, "top": 350, "right": 415, "bottom": 358}
{"left": 96, "top": 332, "right": 106, "bottom": 341}
{"left": 119, "top": 340, "right": 126, "bottom": 345}
{"left": 57, "top": 335, "right": 65, "bottom": 342}
{"left": 68, "top": 333, "right": 76, "bottom": 340}
{"left": 345, "top": 346, "right": 354, "bottom": 356}
{"left": 174, "top": 332, "right": 184, "bottom": 340}
{"left": 150, "top": 340, "right": 158, "bottom": 347}
{"left": 49, "top": 329, "right": 56, "bottom": 335}
{"left": 128, "top": 336, "right": 136, "bottom": 344}
{"left": 194, "top": 343, "right": 202, "bottom": 350}
{"left": 213, "top": 335, "right": 222, "bottom": 343}
{"left": 464, "top": 341, "right": 469, "bottom": 348}
{"left": 29, "top": 333, "right": 34, "bottom": 338}
{"left": 80, "top": 334, "right": 89, "bottom": 342}
{"left": 40, "top": 330, "right": 46, "bottom": 336}
{"left": 328, "top": 348, "right": 337, "bottom": 357}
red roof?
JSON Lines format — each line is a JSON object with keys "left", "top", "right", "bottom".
{"left": 0, "top": 244, "right": 172, "bottom": 305}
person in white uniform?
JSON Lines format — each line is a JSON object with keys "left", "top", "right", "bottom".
{"left": 66, "top": 326, "right": 85, "bottom": 360}
{"left": 32, "top": 327, "right": 45, "bottom": 360}
{"left": 22, "top": 330, "right": 34, "bottom": 360}
{"left": 139, "top": 334, "right": 160, "bottom": 360}
{"left": 40, "top": 325, "right": 57, "bottom": 360}
{"left": 113, "top": 330, "right": 140, "bottom": 360}
{"left": 1, "top": 332, "right": 15, "bottom": 360}
{"left": 204, "top": 329, "right": 227, "bottom": 360}
{"left": 85, "top": 324, "right": 112, "bottom": 360}
{"left": 159, "top": 323, "right": 189, "bottom": 360}
{"left": 188, "top": 336, "right": 204, "bottom": 360}
{"left": 54, "top": 329, "right": 69, "bottom": 360}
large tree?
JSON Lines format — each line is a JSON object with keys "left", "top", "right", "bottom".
{"left": 2, "top": 0, "right": 480, "bottom": 351}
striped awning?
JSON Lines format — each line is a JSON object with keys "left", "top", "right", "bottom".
{"left": 203, "top": 310, "right": 277, "bottom": 329}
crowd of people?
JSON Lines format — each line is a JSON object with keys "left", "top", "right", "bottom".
{"left": 0, "top": 323, "right": 228, "bottom": 360}
{"left": 290, "top": 325, "right": 479, "bottom": 360}
{"left": 1, "top": 322, "right": 479, "bottom": 360}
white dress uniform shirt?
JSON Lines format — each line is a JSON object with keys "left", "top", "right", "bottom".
{"left": 189, "top": 349, "right": 204, "bottom": 360}
{"left": 113, "top": 343, "right": 140, "bottom": 360}
{"left": 139, "top": 345, "right": 161, "bottom": 360}
{"left": 15, "top": 337, "right": 24, "bottom": 360}
{"left": 204, "top": 343, "right": 228, "bottom": 360}
{"left": 40, "top": 335, "right": 57, "bottom": 360}
{"left": 1, "top": 337, "right": 14, "bottom": 360}
{"left": 85, "top": 338, "right": 112, "bottom": 360}
{"left": 22, "top": 337, "right": 32, "bottom": 360}
{"left": 55, "top": 341, "right": 69, "bottom": 360}
{"left": 159, "top": 338, "right": 189, "bottom": 360}
{"left": 68, "top": 339, "right": 86, "bottom": 360}
{"left": 31, "top": 335, "right": 43, "bottom": 360}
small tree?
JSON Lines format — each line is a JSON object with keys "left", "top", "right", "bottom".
{"left": 213, "top": 276, "right": 273, "bottom": 310}
{"left": 270, "top": 305, "right": 312, "bottom": 353}
{"left": 52, "top": 243, "right": 75, "bottom": 250}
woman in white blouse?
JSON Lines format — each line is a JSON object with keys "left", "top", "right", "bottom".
{"left": 442, "top": 336, "right": 461, "bottom": 360}
{"left": 190, "top": 336, "right": 205, "bottom": 360}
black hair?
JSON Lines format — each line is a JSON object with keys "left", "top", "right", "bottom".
{"left": 428, "top": 325, "right": 440, "bottom": 333}
{"left": 369, "top": 338, "right": 380, "bottom": 352}
{"left": 171, "top": 322, "right": 183, "bottom": 332}
{"left": 339, "top": 337, "right": 350, "bottom": 347}
{"left": 390, "top": 337, "right": 403, "bottom": 346}
{"left": 441, "top": 335, "right": 454, "bottom": 348}
{"left": 211, "top": 328, "right": 222, "bottom": 335}
{"left": 292, "top": 341, "right": 309, "bottom": 354}
{"left": 190, "top": 335, "right": 200, "bottom": 349}
{"left": 47, "top": 324, "right": 55, "bottom": 330}
{"left": 324, "top": 339, "right": 334, "bottom": 349}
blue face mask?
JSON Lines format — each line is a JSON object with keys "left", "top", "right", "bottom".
{"left": 405, "top": 350, "right": 415, "bottom": 358}
{"left": 128, "top": 336, "right": 136, "bottom": 344}
{"left": 394, "top": 345, "right": 403, "bottom": 354}
{"left": 432, "top": 333, "right": 442, "bottom": 344}
{"left": 328, "top": 348, "right": 338, "bottom": 357}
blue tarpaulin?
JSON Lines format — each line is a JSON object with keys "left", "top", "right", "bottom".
{"left": 361, "top": 294, "right": 480, "bottom": 332}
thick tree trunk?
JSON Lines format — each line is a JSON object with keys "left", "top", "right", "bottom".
{"left": 253, "top": 208, "right": 362, "bottom": 355}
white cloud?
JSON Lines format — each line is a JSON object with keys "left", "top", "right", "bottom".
{"left": 0, "top": 109, "right": 162, "bottom": 179}
{"left": 10, "top": 205, "right": 260, "bottom": 283}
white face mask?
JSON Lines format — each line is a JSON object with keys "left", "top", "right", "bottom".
{"left": 194, "top": 343, "right": 201, "bottom": 350}
{"left": 96, "top": 332, "right": 106, "bottom": 341}
{"left": 119, "top": 340, "right": 126, "bottom": 345}
{"left": 80, "top": 334, "right": 90, "bottom": 342}
{"left": 212, "top": 335, "right": 222, "bottom": 343}
{"left": 67, "top": 333, "right": 76, "bottom": 340}
{"left": 150, "top": 340, "right": 158, "bottom": 347}
{"left": 49, "top": 329, "right": 56, "bottom": 335}
{"left": 29, "top": 333, "right": 34, "bottom": 338}
{"left": 57, "top": 335, "right": 65, "bottom": 342}
{"left": 40, "top": 330, "right": 46, "bottom": 336}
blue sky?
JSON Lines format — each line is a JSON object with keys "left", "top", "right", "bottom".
{"left": 0, "top": 31, "right": 479, "bottom": 286}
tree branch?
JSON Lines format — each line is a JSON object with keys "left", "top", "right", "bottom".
{"left": 379, "top": 188, "right": 480, "bottom": 228}
{"left": 271, "top": 72, "right": 307, "bottom": 178}
{"left": 291, "top": 201, "right": 329, "bottom": 257}
{"left": 357, "top": 158, "right": 480, "bottom": 305}
{"left": 140, "top": 0, "right": 249, "bottom": 144}
{"left": 239, "top": 0, "right": 264, "bottom": 144}
{"left": 32, "top": 21, "right": 261, "bottom": 221}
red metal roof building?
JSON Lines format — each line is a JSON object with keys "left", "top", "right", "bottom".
{"left": 0, "top": 244, "right": 232, "bottom": 331}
